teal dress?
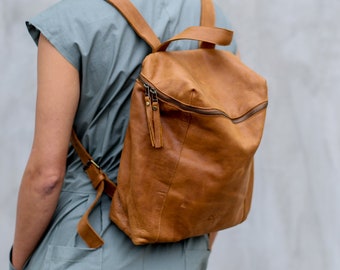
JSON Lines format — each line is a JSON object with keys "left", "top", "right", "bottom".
{"left": 11, "top": 0, "right": 237, "bottom": 269}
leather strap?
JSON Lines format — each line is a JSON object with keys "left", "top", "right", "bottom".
{"left": 71, "top": 130, "right": 116, "bottom": 198}
{"left": 107, "top": 0, "right": 217, "bottom": 51}
{"left": 200, "top": 0, "right": 216, "bottom": 49}
{"left": 201, "top": 0, "right": 215, "bottom": 27}
{"left": 156, "top": 26, "right": 233, "bottom": 52}
{"left": 106, "top": 0, "right": 161, "bottom": 51}
{"left": 70, "top": 130, "right": 116, "bottom": 248}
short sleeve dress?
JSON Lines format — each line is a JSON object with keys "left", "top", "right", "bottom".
{"left": 12, "top": 0, "right": 237, "bottom": 269}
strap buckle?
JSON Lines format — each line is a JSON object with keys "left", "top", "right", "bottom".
{"left": 83, "top": 159, "right": 101, "bottom": 171}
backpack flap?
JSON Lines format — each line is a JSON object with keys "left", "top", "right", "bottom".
{"left": 146, "top": 25, "right": 267, "bottom": 125}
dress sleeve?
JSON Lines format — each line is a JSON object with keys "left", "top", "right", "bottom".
{"left": 26, "top": 2, "right": 82, "bottom": 70}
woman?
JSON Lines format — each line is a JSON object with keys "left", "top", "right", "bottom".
{"left": 11, "top": 0, "right": 237, "bottom": 269}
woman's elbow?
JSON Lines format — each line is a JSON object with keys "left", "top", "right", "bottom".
{"left": 24, "top": 166, "right": 65, "bottom": 197}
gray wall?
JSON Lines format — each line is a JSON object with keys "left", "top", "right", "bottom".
{"left": 1, "top": 0, "right": 339, "bottom": 269}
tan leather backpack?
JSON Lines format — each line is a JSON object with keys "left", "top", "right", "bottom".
{"left": 71, "top": 0, "right": 268, "bottom": 248}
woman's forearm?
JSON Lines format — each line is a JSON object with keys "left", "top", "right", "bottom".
{"left": 12, "top": 164, "right": 64, "bottom": 270}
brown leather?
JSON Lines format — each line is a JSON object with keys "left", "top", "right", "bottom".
{"left": 106, "top": 0, "right": 161, "bottom": 51}
{"left": 200, "top": 0, "right": 216, "bottom": 48}
{"left": 156, "top": 26, "right": 233, "bottom": 51}
{"left": 110, "top": 48, "right": 268, "bottom": 245}
{"left": 107, "top": 0, "right": 216, "bottom": 51}
{"left": 200, "top": 0, "right": 215, "bottom": 27}
{"left": 72, "top": 0, "right": 268, "bottom": 247}
{"left": 70, "top": 130, "right": 116, "bottom": 247}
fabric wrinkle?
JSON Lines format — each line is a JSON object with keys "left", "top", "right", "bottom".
{"left": 19, "top": 0, "right": 238, "bottom": 269}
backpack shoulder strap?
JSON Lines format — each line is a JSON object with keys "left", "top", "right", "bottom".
{"left": 71, "top": 129, "right": 116, "bottom": 248}
{"left": 106, "top": 0, "right": 161, "bottom": 51}
{"left": 201, "top": 0, "right": 215, "bottom": 27}
{"left": 107, "top": 0, "right": 216, "bottom": 51}
{"left": 200, "top": 0, "right": 216, "bottom": 49}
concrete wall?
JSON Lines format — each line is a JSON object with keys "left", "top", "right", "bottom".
{"left": 1, "top": 0, "right": 339, "bottom": 269}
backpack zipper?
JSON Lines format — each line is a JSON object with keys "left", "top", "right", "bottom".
{"left": 143, "top": 80, "right": 163, "bottom": 148}
{"left": 139, "top": 76, "right": 268, "bottom": 124}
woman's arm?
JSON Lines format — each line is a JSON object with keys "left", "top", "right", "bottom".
{"left": 12, "top": 34, "right": 80, "bottom": 270}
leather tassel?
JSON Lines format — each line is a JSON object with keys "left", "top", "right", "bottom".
{"left": 152, "top": 101, "right": 163, "bottom": 148}
{"left": 145, "top": 96, "right": 156, "bottom": 147}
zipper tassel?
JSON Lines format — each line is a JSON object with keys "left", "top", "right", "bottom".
{"left": 145, "top": 94, "right": 156, "bottom": 147}
{"left": 144, "top": 84, "right": 163, "bottom": 148}
{"left": 150, "top": 88, "right": 163, "bottom": 148}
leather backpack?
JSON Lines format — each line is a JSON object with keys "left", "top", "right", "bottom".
{"left": 71, "top": 0, "right": 268, "bottom": 248}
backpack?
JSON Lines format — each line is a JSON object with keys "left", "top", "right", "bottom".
{"left": 71, "top": 0, "right": 268, "bottom": 248}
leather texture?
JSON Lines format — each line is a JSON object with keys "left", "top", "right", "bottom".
{"left": 110, "top": 49, "right": 268, "bottom": 245}
{"left": 71, "top": 0, "right": 268, "bottom": 247}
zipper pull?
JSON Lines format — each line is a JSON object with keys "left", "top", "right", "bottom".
{"left": 144, "top": 84, "right": 156, "bottom": 147}
{"left": 150, "top": 88, "right": 163, "bottom": 148}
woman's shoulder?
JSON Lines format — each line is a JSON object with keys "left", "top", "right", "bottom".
{"left": 29, "top": 0, "right": 116, "bottom": 28}
{"left": 26, "top": 0, "right": 122, "bottom": 69}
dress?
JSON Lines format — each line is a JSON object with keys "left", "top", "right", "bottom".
{"left": 12, "top": 0, "right": 237, "bottom": 269}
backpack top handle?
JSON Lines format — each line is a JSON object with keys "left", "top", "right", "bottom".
{"left": 156, "top": 26, "right": 233, "bottom": 52}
